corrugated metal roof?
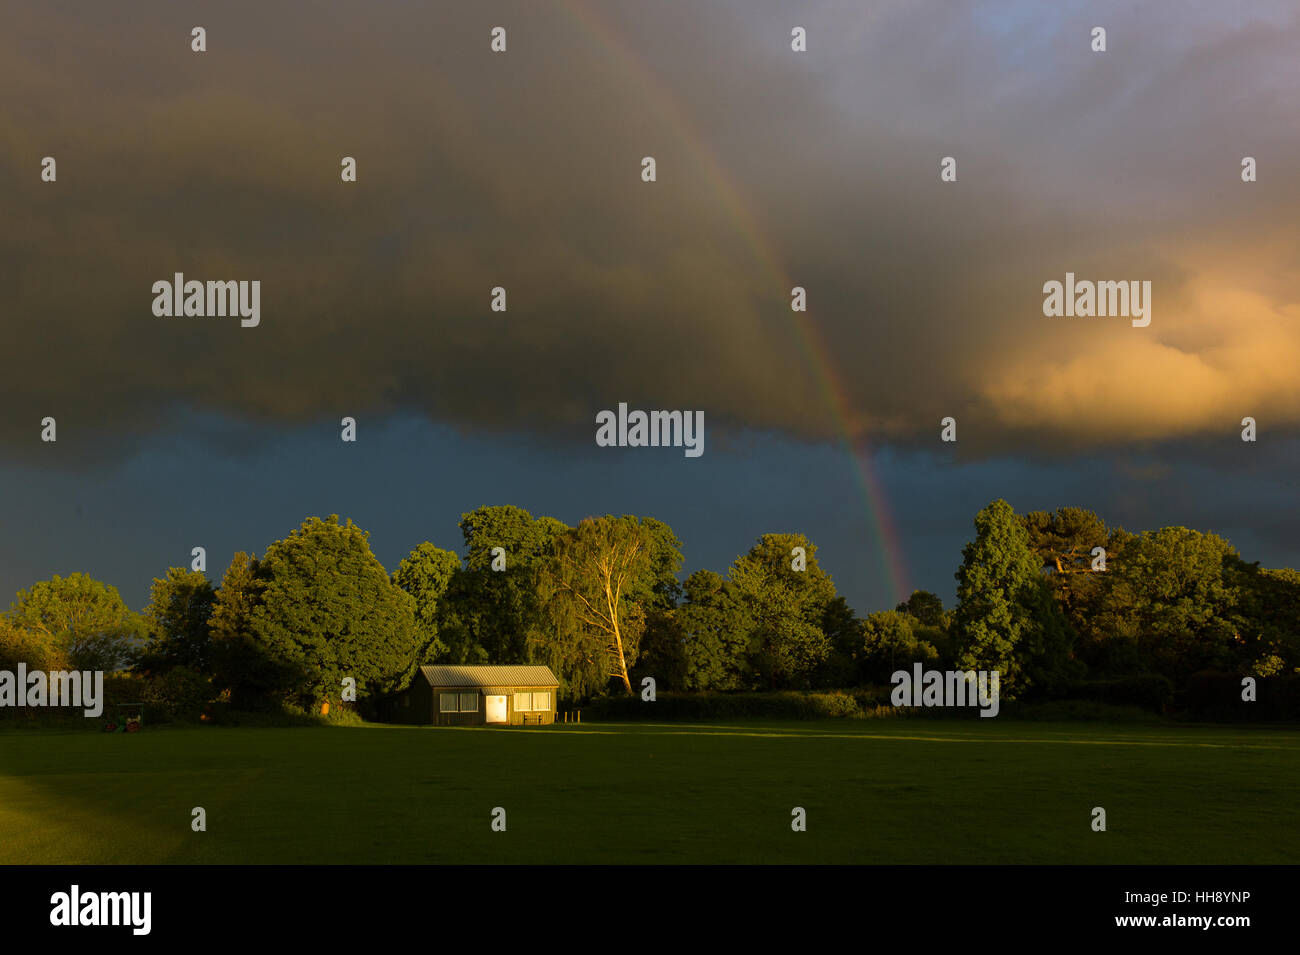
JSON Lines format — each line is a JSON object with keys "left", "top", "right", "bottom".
{"left": 418, "top": 665, "right": 559, "bottom": 688}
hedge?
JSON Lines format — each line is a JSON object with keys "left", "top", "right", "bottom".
{"left": 1065, "top": 674, "right": 1174, "bottom": 711}
{"left": 1183, "top": 670, "right": 1300, "bottom": 721}
{"left": 585, "top": 690, "right": 901, "bottom": 721}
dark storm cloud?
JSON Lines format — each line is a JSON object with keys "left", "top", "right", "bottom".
{"left": 2, "top": 0, "right": 1298, "bottom": 468}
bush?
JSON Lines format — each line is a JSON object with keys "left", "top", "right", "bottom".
{"left": 0, "top": 670, "right": 143, "bottom": 727}
{"left": 200, "top": 698, "right": 371, "bottom": 727}
{"left": 141, "top": 666, "right": 213, "bottom": 722}
{"left": 321, "top": 701, "right": 368, "bottom": 725}
{"left": 851, "top": 687, "right": 890, "bottom": 710}
{"left": 810, "top": 690, "right": 862, "bottom": 718}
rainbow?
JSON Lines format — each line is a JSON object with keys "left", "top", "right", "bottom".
{"left": 561, "top": 1, "right": 911, "bottom": 604}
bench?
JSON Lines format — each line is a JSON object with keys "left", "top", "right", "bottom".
{"left": 521, "top": 713, "right": 545, "bottom": 725}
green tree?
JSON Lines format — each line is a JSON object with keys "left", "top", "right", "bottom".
{"left": 432, "top": 570, "right": 492, "bottom": 665}
{"left": 0, "top": 615, "right": 69, "bottom": 673}
{"left": 248, "top": 516, "right": 419, "bottom": 707}
{"left": 630, "top": 608, "right": 688, "bottom": 691}
{"left": 138, "top": 567, "right": 216, "bottom": 673}
{"left": 954, "top": 500, "right": 1077, "bottom": 700}
{"left": 1235, "top": 566, "right": 1300, "bottom": 677}
{"left": 677, "top": 569, "right": 753, "bottom": 692}
{"left": 861, "top": 609, "right": 939, "bottom": 684}
{"left": 208, "top": 551, "right": 265, "bottom": 706}
{"left": 811, "top": 596, "right": 862, "bottom": 688}
{"left": 1092, "top": 526, "right": 1245, "bottom": 679}
{"left": 392, "top": 542, "right": 461, "bottom": 663}
{"left": 535, "top": 515, "right": 653, "bottom": 695}
{"left": 630, "top": 517, "right": 685, "bottom": 612}
{"left": 622, "top": 517, "right": 685, "bottom": 691}
{"left": 1022, "top": 507, "right": 1115, "bottom": 637}
{"left": 441, "top": 505, "right": 569, "bottom": 664}
{"left": 8, "top": 573, "right": 142, "bottom": 671}
{"left": 460, "top": 504, "right": 568, "bottom": 570}
{"left": 896, "top": 590, "right": 945, "bottom": 628}
{"left": 894, "top": 590, "right": 954, "bottom": 669}
{"left": 728, "top": 534, "right": 838, "bottom": 689}
{"left": 1022, "top": 507, "right": 1110, "bottom": 576}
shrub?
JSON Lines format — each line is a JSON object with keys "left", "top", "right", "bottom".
{"left": 142, "top": 666, "right": 213, "bottom": 721}
{"left": 807, "top": 690, "right": 863, "bottom": 718}
{"left": 220, "top": 697, "right": 373, "bottom": 726}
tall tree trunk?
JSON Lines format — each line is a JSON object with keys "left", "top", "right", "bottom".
{"left": 605, "top": 566, "right": 632, "bottom": 693}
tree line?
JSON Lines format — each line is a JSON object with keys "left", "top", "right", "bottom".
{"left": 2, "top": 501, "right": 1297, "bottom": 715}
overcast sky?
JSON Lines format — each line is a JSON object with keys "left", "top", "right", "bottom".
{"left": 3, "top": 0, "right": 1298, "bottom": 615}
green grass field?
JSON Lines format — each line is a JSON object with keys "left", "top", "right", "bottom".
{"left": 2, "top": 720, "right": 1297, "bottom": 864}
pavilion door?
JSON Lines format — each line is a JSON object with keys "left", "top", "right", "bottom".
{"left": 485, "top": 695, "right": 507, "bottom": 723}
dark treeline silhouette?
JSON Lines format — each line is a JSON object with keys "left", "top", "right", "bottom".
{"left": 3, "top": 501, "right": 1297, "bottom": 721}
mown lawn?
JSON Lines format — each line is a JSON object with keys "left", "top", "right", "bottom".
{"left": 1, "top": 720, "right": 1296, "bottom": 864}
